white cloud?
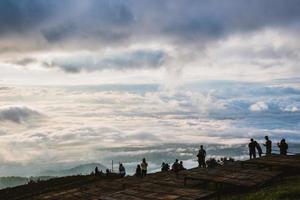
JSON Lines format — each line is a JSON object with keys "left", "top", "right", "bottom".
{"left": 283, "top": 105, "right": 299, "bottom": 112}
{"left": 249, "top": 102, "right": 269, "bottom": 112}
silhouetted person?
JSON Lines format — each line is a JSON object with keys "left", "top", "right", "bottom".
{"left": 135, "top": 164, "right": 142, "bottom": 177}
{"left": 197, "top": 145, "right": 206, "bottom": 168}
{"left": 179, "top": 161, "right": 186, "bottom": 170}
{"left": 161, "top": 162, "right": 165, "bottom": 171}
{"left": 172, "top": 159, "right": 180, "bottom": 173}
{"left": 119, "top": 163, "right": 126, "bottom": 177}
{"left": 248, "top": 138, "right": 257, "bottom": 159}
{"left": 141, "top": 158, "right": 148, "bottom": 177}
{"left": 256, "top": 142, "right": 263, "bottom": 157}
{"left": 278, "top": 139, "right": 288, "bottom": 155}
{"left": 95, "top": 166, "right": 99, "bottom": 175}
{"left": 161, "top": 162, "right": 170, "bottom": 172}
{"left": 263, "top": 136, "right": 272, "bottom": 156}
{"left": 105, "top": 169, "right": 110, "bottom": 176}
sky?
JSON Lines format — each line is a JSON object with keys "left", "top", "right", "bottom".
{"left": 0, "top": 0, "right": 300, "bottom": 176}
{"left": 0, "top": 0, "right": 300, "bottom": 85}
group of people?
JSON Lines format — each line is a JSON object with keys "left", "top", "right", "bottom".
{"left": 134, "top": 158, "right": 148, "bottom": 178}
{"left": 113, "top": 137, "right": 289, "bottom": 177}
{"left": 118, "top": 158, "right": 187, "bottom": 178}
{"left": 115, "top": 158, "right": 149, "bottom": 178}
{"left": 161, "top": 159, "right": 186, "bottom": 173}
{"left": 248, "top": 136, "right": 289, "bottom": 159}
{"left": 194, "top": 137, "right": 289, "bottom": 168}
{"left": 135, "top": 158, "right": 187, "bottom": 177}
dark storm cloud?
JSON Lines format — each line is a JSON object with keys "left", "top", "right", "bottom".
{"left": 146, "top": 0, "right": 300, "bottom": 42}
{"left": 1, "top": 0, "right": 300, "bottom": 75}
{"left": 0, "top": 0, "right": 300, "bottom": 48}
{"left": 0, "top": 0, "right": 133, "bottom": 34}
{"left": 0, "top": 0, "right": 63, "bottom": 34}
{"left": 0, "top": 0, "right": 134, "bottom": 46}
{"left": 41, "top": 0, "right": 134, "bottom": 44}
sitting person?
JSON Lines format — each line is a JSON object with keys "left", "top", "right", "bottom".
{"left": 119, "top": 163, "right": 126, "bottom": 177}
{"left": 179, "top": 161, "right": 186, "bottom": 170}
{"left": 172, "top": 159, "right": 180, "bottom": 173}
{"left": 161, "top": 162, "right": 170, "bottom": 172}
{"left": 105, "top": 169, "right": 110, "bottom": 176}
{"left": 135, "top": 164, "right": 142, "bottom": 177}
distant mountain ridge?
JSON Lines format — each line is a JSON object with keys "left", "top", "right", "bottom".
{"left": 0, "top": 163, "right": 107, "bottom": 189}
{"left": 0, "top": 176, "right": 53, "bottom": 189}
{"left": 41, "top": 163, "right": 107, "bottom": 177}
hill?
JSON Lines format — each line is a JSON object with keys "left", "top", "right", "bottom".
{"left": 0, "top": 155, "right": 299, "bottom": 200}
{"left": 41, "top": 163, "right": 107, "bottom": 177}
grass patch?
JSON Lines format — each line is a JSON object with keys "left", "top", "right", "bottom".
{"left": 225, "top": 175, "right": 300, "bottom": 200}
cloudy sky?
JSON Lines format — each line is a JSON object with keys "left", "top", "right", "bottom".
{"left": 1, "top": 0, "right": 300, "bottom": 85}
{"left": 0, "top": 0, "right": 300, "bottom": 176}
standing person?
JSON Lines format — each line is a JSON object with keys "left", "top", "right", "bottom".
{"left": 248, "top": 139, "right": 257, "bottom": 159}
{"left": 161, "top": 162, "right": 166, "bottom": 172}
{"left": 197, "top": 145, "right": 206, "bottom": 168}
{"left": 278, "top": 139, "right": 288, "bottom": 155}
{"left": 263, "top": 136, "right": 272, "bottom": 156}
{"left": 94, "top": 167, "right": 99, "bottom": 175}
{"left": 141, "top": 158, "right": 148, "bottom": 177}
{"left": 119, "top": 163, "right": 126, "bottom": 177}
{"left": 256, "top": 141, "right": 263, "bottom": 157}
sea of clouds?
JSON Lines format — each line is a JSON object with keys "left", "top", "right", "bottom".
{"left": 0, "top": 79, "right": 299, "bottom": 176}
